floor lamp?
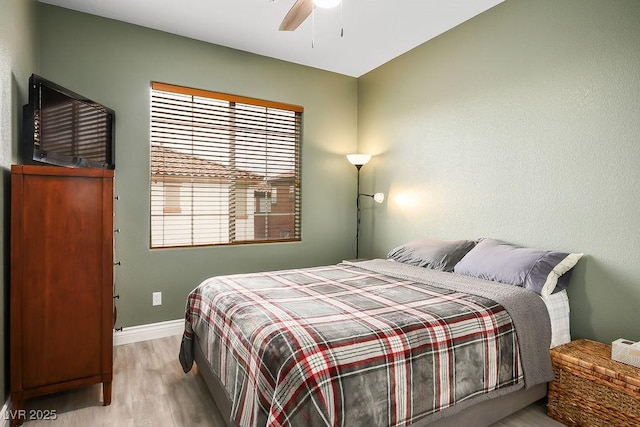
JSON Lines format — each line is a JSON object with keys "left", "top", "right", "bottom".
{"left": 346, "top": 154, "right": 384, "bottom": 259}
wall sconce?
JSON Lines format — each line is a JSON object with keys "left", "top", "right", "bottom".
{"left": 361, "top": 192, "right": 385, "bottom": 203}
{"left": 346, "top": 153, "right": 384, "bottom": 258}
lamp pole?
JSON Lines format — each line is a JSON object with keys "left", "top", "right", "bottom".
{"left": 355, "top": 164, "right": 362, "bottom": 258}
{"left": 346, "top": 153, "right": 372, "bottom": 259}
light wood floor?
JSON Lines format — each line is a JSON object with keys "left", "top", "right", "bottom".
{"left": 22, "top": 335, "right": 565, "bottom": 426}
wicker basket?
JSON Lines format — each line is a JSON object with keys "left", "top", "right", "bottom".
{"left": 547, "top": 339, "right": 640, "bottom": 427}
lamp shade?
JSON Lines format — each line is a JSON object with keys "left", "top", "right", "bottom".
{"left": 346, "top": 153, "right": 371, "bottom": 167}
{"left": 314, "top": 0, "right": 341, "bottom": 8}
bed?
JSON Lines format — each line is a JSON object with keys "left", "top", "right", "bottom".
{"left": 179, "top": 238, "right": 580, "bottom": 427}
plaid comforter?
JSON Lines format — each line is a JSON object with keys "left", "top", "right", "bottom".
{"left": 180, "top": 261, "right": 552, "bottom": 427}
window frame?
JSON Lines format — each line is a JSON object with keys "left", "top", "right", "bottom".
{"left": 149, "top": 82, "right": 303, "bottom": 249}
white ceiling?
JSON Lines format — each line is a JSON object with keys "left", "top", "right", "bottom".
{"left": 39, "top": 0, "right": 504, "bottom": 77}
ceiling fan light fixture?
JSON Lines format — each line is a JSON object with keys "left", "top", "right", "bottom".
{"left": 313, "top": 0, "right": 341, "bottom": 8}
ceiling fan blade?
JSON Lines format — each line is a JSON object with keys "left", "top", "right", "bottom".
{"left": 279, "top": 0, "right": 313, "bottom": 31}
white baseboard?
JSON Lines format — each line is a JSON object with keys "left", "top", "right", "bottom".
{"left": 113, "top": 319, "right": 183, "bottom": 346}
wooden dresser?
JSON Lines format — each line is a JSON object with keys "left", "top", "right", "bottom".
{"left": 10, "top": 165, "right": 114, "bottom": 425}
{"left": 547, "top": 339, "right": 640, "bottom": 427}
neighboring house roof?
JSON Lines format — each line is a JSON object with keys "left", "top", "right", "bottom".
{"left": 255, "top": 171, "right": 299, "bottom": 192}
{"left": 269, "top": 171, "right": 297, "bottom": 182}
{"left": 151, "top": 144, "right": 261, "bottom": 181}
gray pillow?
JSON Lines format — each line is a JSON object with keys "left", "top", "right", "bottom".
{"left": 387, "top": 238, "right": 477, "bottom": 272}
{"left": 453, "top": 238, "right": 583, "bottom": 297}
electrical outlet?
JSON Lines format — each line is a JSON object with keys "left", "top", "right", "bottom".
{"left": 152, "top": 292, "right": 162, "bottom": 306}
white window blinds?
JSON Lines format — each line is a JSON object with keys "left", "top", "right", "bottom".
{"left": 150, "top": 82, "right": 302, "bottom": 248}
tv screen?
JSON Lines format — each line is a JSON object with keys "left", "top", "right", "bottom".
{"left": 23, "top": 74, "right": 115, "bottom": 169}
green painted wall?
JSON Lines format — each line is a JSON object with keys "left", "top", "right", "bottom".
{"left": 37, "top": 4, "right": 358, "bottom": 328}
{"left": 0, "top": 0, "right": 38, "bottom": 404}
{"left": 10, "top": 0, "right": 639, "bottom": 362}
{"left": 357, "top": 0, "right": 640, "bottom": 344}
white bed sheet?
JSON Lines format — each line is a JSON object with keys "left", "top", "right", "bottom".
{"left": 543, "top": 290, "right": 571, "bottom": 348}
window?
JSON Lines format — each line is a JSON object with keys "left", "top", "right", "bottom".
{"left": 150, "top": 82, "right": 302, "bottom": 248}
{"left": 162, "top": 182, "right": 182, "bottom": 214}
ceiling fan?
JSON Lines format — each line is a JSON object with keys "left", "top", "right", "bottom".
{"left": 279, "top": 0, "right": 342, "bottom": 31}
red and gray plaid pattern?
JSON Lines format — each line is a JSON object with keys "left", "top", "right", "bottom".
{"left": 183, "top": 264, "right": 523, "bottom": 427}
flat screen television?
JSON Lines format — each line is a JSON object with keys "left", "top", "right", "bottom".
{"left": 22, "top": 74, "right": 115, "bottom": 169}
